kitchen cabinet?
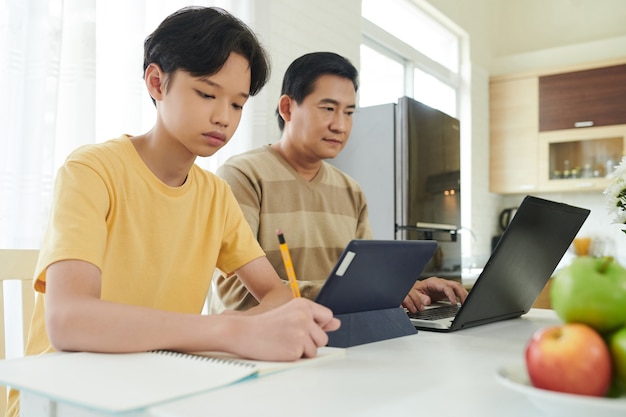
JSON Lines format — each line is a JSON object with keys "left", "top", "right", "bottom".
{"left": 489, "top": 76, "right": 539, "bottom": 193}
{"left": 539, "top": 64, "right": 626, "bottom": 131}
{"left": 538, "top": 124, "right": 626, "bottom": 192}
{"left": 490, "top": 58, "right": 626, "bottom": 194}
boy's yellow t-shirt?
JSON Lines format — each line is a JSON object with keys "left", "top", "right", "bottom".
{"left": 7, "top": 136, "right": 264, "bottom": 416}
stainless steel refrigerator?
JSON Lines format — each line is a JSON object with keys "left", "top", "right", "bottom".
{"left": 330, "top": 96, "right": 461, "bottom": 278}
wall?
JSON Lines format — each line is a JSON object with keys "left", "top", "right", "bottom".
{"left": 242, "top": 0, "right": 361, "bottom": 148}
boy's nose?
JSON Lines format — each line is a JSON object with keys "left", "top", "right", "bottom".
{"left": 211, "top": 102, "right": 230, "bottom": 128}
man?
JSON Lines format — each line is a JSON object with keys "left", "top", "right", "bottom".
{"left": 216, "top": 52, "right": 467, "bottom": 313}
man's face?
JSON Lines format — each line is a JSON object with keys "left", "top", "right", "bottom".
{"left": 285, "top": 74, "right": 356, "bottom": 162}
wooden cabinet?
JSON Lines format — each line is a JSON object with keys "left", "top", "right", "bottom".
{"left": 539, "top": 64, "right": 626, "bottom": 131}
{"left": 490, "top": 59, "right": 626, "bottom": 194}
{"left": 538, "top": 125, "right": 626, "bottom": 192}
{"left": 489, "top": 77, "right": 539, "bottom": 193}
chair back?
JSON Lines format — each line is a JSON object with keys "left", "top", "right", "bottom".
{"left": 0, "top": 249, "right": 38, "bottom": 414}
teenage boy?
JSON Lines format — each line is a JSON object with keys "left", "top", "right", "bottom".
{"left": 7, "top": 8, "right": 339, "bottom": 417}
{"left": 215, "top": 52, "right": 468, "bottom": 313}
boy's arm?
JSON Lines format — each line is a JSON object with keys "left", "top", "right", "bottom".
{"left": 44, "top": 259, "right": 339, "bottom": 360}
{"left": 45, "top": 259, "right": 232, "bottom": 353}
{"left": 232, "top": 256, "right": 293, "bottom": 312}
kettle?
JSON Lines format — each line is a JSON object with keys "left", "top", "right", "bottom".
{"left": 499, "top": 207, "right": 518, "bottom": 232}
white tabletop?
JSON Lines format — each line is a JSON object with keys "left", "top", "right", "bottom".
{"left": 17, "top": 309, "right": 561, "bottom": 417}
{"left": 147, "top": 309, "right": 560, "bottom": 417}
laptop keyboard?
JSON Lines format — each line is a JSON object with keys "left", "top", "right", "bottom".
{"left": 408, "top": 304, "right": 460, "bottom": 321}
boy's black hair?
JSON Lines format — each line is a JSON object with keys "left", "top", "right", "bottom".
{"left": 277, "top": 52, "right": 359, "bottom": 131}
{"left": 143, "top": 6, "right": 270, "bottom": 104}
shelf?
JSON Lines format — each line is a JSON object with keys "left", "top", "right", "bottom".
{"left": 396, "top": 223, "right": 458, "bottom": 242}
{"left": 539, "top": 124, "right": 626, "bottom": 192}
{"left": 549, "top": 137, "right": 622, "bottom": 180}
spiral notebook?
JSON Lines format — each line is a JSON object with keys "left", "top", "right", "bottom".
{"left": 0, "top": 347, "right": 344, "bottom": 413}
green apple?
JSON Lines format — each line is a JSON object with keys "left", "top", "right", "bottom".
{"left": 606, "top": 378, "right": 625, "bottom": 398}
{"left": 607, "top": 326, "right": 626, "bottom": 396}
{"left": 551, "top": 256, "right": 626, "bottom": 334}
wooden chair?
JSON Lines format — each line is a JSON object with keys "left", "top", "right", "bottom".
{"left": 0, "top": 249, "right": 38, "bottom": 414}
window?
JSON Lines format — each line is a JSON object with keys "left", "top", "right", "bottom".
{"left": 0, "top": 0, "right": 243, "bottom": 250}
{"left": 358, "top": 44, "right": 405, "bottom": 108}
{"left": 359, "top": 0, "right": 465, "bottom": 118}
{"left": 413, "top": 69, "right": 457, "bottom": 117}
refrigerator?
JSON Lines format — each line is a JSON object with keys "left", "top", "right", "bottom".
{"left": 330, "top": 96, "right": 461, "bottom": 278}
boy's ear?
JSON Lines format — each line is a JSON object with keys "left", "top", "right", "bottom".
{"left": 277, "top": 95, "right": 293, "bottom": 123}
{"left": 144, "top": 63, "right": 166, "bottom": 101}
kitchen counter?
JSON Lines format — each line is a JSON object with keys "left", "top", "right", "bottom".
{"left": 15, "top": 310, "right": 566, "bottom": 417}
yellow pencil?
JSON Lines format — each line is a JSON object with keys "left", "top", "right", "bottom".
{"left": 276, "top": 229, "right": 301, "bottom": 298}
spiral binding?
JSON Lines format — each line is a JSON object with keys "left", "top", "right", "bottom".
{"left": 151, "top": 350, "right": 256, "bottom": 369}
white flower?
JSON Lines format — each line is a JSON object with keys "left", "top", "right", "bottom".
{"left": 604, "top": 156, "right": 626, "bottom": 232}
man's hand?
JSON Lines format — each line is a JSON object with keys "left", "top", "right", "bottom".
{"left": 402, "top": 277, "right": 468, "bottom": 313}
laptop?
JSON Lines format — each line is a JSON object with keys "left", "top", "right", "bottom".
{"left": 315, "top": 239, "right": 438, "bottom": 315}
{"left": 408, "top": 195, "right": 590, "bottom": 332}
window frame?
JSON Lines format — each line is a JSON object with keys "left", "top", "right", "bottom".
{"left": 360, "top": 15, "right": 464, "bottom": 117}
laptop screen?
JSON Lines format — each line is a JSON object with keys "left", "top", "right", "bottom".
{"left": 453, "top": 195, "right": 590, "bottom": 328}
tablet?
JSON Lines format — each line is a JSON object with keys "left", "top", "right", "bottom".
{"left": 314, "top": 240, "right": 438, "bottom": 315}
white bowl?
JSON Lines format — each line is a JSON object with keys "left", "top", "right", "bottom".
{"left": 496, "top": 364, "right": 626, "bottom": 417}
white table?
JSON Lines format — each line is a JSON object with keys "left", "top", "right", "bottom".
{"left": 19, "top": 309, "right": 560, "bottom": 417}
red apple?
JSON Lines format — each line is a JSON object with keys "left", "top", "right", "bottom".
{"left": 525, "top": 323, "right": 612, "bottom": 397}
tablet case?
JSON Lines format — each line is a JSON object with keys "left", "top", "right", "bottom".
{"left": 315, "top": 240, "right": 438, "bottom": 347}
{"left": 327, "top": 307, "right": 418, "bottom": 348}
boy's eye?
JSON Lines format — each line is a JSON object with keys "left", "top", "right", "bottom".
{"left": 196, "top": 90, "right": 215, "bottom": 99}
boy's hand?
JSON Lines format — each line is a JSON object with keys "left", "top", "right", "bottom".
{"left": 232, "top": 298, "right": 340, "bottom": 361}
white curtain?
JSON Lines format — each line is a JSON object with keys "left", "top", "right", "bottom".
{"left": 0, "top": 0, "right": 257, "bottom": 250}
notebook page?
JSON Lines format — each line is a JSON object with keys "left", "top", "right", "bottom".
{"left": 0, "top": 350, "right": 257, "bottom": 413}
{"left": 188, "top": 346, "right": 346, "bottom": 375}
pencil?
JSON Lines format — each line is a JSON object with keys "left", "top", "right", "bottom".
{"left": 276, "top": 229, "right": 301, "bottom": 298}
